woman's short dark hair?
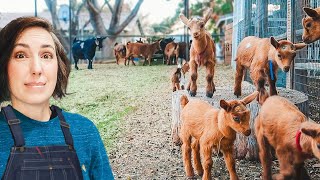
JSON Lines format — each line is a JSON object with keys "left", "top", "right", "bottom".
{"left": 0, "top": 16, "right": 71, "bottom": 103}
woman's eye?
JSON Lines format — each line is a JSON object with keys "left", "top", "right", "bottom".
{"left": 15, "top": 52, "right": 26, "bottom": 59}
{"left": 42, "top": 53, "right": 53, "bottom": 59}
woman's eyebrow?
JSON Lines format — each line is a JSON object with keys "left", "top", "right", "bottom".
{"left": 13, "top": 43, "right": 55, "bottom": 50}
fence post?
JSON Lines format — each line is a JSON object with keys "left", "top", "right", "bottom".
{"left": 287, "top": 0, "right": 293, "bottom": 89}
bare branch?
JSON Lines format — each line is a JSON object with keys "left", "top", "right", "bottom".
{"left": 105, "top": 0, "right": 114, "bottom": 14}
{"left": 114, "top": 0, "right": 144, "bottom": 35}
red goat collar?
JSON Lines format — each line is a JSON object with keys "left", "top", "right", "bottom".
{"left": 295, "top": 130, "right": 303, "bottom": 152}
{"left": 195, "top": 43, "right": 207, "bottom": 66}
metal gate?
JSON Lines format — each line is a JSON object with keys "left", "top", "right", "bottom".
{"left": 292, "top": 0, "right": 320, "bottom": 121}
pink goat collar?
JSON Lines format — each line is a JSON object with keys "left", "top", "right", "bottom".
{"left": 295, "top": 130, "right": 303, "bottom": 152}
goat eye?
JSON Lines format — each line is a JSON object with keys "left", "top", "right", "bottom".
{"left": 200, "top": 24, "right": 204, "bottom": 28}
{"left": 306, "top": 22, "right": 312, "bottom": 28}
{"left": 278, "top": 54, "right": 282, "bottom": 59}
{"left": 233, "top": 116, "right": 240, "bottom": 123}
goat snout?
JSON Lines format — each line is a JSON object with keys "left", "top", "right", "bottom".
{"left": 283, "top": 66, "right": 290, "bottom": 72}
{"left": 193, "top": 32, "right": 200, "bottom": 38}
{"left": 302, "top": 36, "right": 311, "bottom": 44}
{"left": 243, "top": 129, "right": 251, "bottom": 136}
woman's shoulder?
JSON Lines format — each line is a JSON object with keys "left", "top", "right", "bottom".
{"left": 61, "top": 111, "right": 98, "bottom": 132}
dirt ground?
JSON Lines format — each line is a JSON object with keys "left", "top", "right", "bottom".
{"left": 108, "top": 64, "right": 320, "bottom": 180}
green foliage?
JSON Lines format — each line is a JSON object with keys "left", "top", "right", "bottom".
{"left": 152, "top": 0, "right": 233, "bottom": 34}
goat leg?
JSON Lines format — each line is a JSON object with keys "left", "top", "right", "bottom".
{"left": 205, "top": 62, "right": 215, "bottom": 98}
{"left": 191, "top": 140, "right": 203, "bottom": 177}
{"left": 256, "top": 122, "right": 272, "bottom": 180}
{"left": 267, "top": 75, "right": 278, "bottom": 96}
{"left": 200, "top": 145, "right": 213, "bottom": 180}
{"left": 182, "top": 141, "right": 195, "bottom": 178}
{"left": 222, "top": 148, "right": 239, "bottom": 180}
{"left": 234, "top": 63, "right": 244, "bottom": 97}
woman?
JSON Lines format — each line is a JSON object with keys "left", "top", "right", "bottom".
{"left": 0, "top": 17, "right": 114, "bottom": 180}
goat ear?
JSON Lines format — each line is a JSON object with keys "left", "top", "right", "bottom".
{"left": 270, "top": 37, "right": 280, "bottom": 49}
{"left": 241, "top": 91, "right": 259, "bottom": 105}
{"left": 294, "top": 43, "right": 306, "bottom": 50}
{"left": 203, "top": 8, "right": 213, "bottom": 24}
{"left": 220, "top": 100, "right": 231, "bottom": 112}
{"left": 180, "top": 13, "right": 189, "bottom": 26}
{"left": 301, "top": 122, "right": 320, "bottom": 138}
{"left": 303, "top": 7, "right": 320, "bottom": 18}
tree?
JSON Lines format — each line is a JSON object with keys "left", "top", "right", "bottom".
{"left": 152, "top": 0, "right": 233, "bottom": 34}
{"left": 85, "top": 0, "right": 144, "bottom": 58}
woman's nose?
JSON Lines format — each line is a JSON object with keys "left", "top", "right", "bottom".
{"left": 30, "top": 56, "right": 43, "bottom": 75}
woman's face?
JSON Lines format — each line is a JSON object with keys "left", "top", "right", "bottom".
{"left": 8, "top": 27, "right": 58, "bottom": 106}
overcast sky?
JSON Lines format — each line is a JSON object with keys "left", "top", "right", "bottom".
{"left": 0, "top": 0, "right": 186, "bottom": 23}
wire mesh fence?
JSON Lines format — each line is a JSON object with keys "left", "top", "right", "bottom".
{"left": 234, "top": 0, "right": 320, "bottom": 121}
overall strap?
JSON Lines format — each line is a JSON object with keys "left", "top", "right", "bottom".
{"left": 1, "top": 105, "right": 25, "bottom": 147}
{"left": 50, "top": 105, "right": 74, "bottom": 148}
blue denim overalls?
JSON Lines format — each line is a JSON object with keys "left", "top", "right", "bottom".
{"left": 1, "top": 105, "right": 84, "bottom": 180}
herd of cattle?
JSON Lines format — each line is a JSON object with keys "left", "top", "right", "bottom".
{"left": 69, "top": 6, "right": 320, "bottom": 179}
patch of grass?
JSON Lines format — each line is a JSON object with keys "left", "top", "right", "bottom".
{"left": 51, "top": 63, "right": 174, "bottom": 151}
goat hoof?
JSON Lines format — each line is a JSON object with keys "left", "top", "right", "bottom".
{"left": 206, "top": 92, "right": 213, "bottom": 98}
{"left": 186, "top": 176, "right": 196, "bottom": 180}
{"left": 189, "top": 91, "right": 196, "bottom": 97}
{"left": 234, "top": 91, "right": 241, "bottom": 98}
{"left": 181, "top": 85, "right": 185, "bottom": 90}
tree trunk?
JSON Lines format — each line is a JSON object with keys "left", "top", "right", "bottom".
{"left": 171, "top": 81, "right": 308, "bottom": 160}
{"left": 44, "top": 0, "right": 70, "bottom": 53}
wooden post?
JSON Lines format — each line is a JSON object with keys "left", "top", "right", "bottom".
{"left": 171, "top": 81, "right": 308, "bottom": 160}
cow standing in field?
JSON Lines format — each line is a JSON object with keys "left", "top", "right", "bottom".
{"left": 72, "top": 36, "right": 107, "bottom": 70}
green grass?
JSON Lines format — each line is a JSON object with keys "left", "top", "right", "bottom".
{"left": 51, "top": 63, "right": 173, "bottom": 150}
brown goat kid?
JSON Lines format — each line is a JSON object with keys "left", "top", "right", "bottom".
{"left": 234, "top": 36, "right": 305, "bottom": 104}
{"left": 302, "top": 7, "right": 320, "bottom": 44}
{"left": 171, "top": 60, "right": 190, "bottom": 92}
{"left": 179, "top": 91, "right": 258, "bottom": 180}
{"left": 180, "top": 9, "right": 216, "bottom": 98}
{"left": 165, "top": 42, "right": 179, "bottom": 65}
{"left": 114, "top": 42, "right": 131, "bottom": 65}
{"left": 255, "top": 96, "right": 320, "bottom": 180}
{"left": 125, "top": 39, "right": 162, "bottom": 66}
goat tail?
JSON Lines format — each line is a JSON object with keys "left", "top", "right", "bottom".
{"left": 180, "top": 95, "right": 189, "bottom": 109}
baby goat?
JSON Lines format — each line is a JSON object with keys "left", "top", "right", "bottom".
{"left": 255, "top": 96, "right": 320, "bottom": 180}
{"left": 302, "top": 7, "right": 320, "bottom": 44}
{"left": 180, "top": 9, "right": 216, "bottom": 98}
{"left": 234, "top": 36, "right": 305, "bottom": 104}
{"left": 180, "top": 91, "right": 258, "bottom": 180}
{"left": 171, "top": 60, "right": 190, "bottom": 92}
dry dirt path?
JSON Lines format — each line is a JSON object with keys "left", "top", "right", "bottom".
{"left": 108, "top": 64, "right": 320, "bottom": 180}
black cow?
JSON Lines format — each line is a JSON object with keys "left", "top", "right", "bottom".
{"left": 72, "top": 36, "right": 107, "bottom": 70}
